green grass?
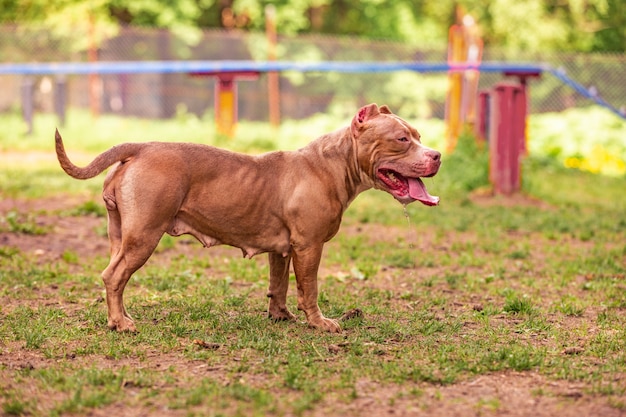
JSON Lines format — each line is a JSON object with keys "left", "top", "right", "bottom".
{"left": 0, "top": 106, "right": 448, "bottom": 156}
{"left": 0, "top": 210, "right": 49, "bottom": 234}
{"left": 0, "top": 107, "right": 625, "bottom": 415}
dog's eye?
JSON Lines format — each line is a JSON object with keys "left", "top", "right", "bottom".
{"left": 397, "top": 137, "right": 409, "bottom": 143}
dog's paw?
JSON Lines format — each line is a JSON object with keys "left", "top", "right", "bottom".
{"left": 268, "top": 307, "right": 297, "bottom": 322}
{"left": 309, "top": 316, "right": 342, "bottom": 333}
{"left": 107, "top": 316, "right": 137, "bottom": 332}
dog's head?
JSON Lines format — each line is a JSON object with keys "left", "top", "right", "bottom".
{"left": 351, "top": 103, "right": 441, "bottom": 206}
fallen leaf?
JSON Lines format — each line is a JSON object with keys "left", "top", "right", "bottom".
{"left": 562, "top": 346, "right": 584, "bottom": 355}
{"left": 339, "top": 308, "right": 364, "bottom": 322}
{"left": 193, "top": 339, "right": 221, "bottom": 350}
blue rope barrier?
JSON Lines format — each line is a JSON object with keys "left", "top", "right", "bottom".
{"left": 0, "top": 60, "right": 623, "bottom": 119}
{"left": 0, "top": 60, "right": 547, "bottom": 75}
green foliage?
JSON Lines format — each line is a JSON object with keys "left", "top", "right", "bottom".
{"left": 231, "top": 0, "right": 625, "bottom": 51}
{"left": 0, "top": 210, "right": 48, "bottom": 235}
{"left": 553, "top": 297, "right": 585, "bottom": 317}
{"left": 436, "top": 132, "right": 490, "bottom": 193}
{"left": 67, "top": 201, "right": 107, "bottom": 217}
{"left": 503, "top": 294, "right": 535, "bottom": 315}
{"left": 528, "top": 107, "right": 626, "bottom": 176}
{"left": 0, "top": 0, "right": 204, "bottom": 54}
{"left": 0, "top": 167, "right": 103, "bottom": 199}
{"left": 0, "top": 0, "right": 622, "bottom": 52}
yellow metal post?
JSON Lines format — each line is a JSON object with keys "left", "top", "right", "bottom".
{"left": 445, "top": 24, "right": 465, "bottom": 152}
{"left": 215, "top": 76, "right": 237, "bottom": 137}
{"left": 445, "top": 8, "right": 483, "bottom": 152}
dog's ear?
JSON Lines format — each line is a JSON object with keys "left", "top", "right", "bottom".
{"left": 379, "top": 105, "right": 392, "bottom": 114}
{"left": 351, "top": 103, "right": 380, "bottom": 137}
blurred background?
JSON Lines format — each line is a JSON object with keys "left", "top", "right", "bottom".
{"left": 0, "top": 0, "right": 624, "bottom": 178}
{"left": 0, "top": 0, "right": 623, "bottom": 120}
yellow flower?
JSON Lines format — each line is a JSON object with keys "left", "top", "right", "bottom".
{"left": 568, "top": 145, "right": 626, "bottom": 176}
{"left": 564, "top": 157, "right": 581, "bottom": 169}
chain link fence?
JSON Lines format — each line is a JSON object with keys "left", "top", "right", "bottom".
{"left": 0, "top": 25, "right": 624, "bottom": 121}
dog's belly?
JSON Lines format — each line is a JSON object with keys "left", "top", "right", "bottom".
{"left": 167, "top": 215, "right": 291, "bottom": 259}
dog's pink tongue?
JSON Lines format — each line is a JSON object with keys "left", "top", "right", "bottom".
{"left": 409, "top": 178, "right": 439, "bottom": 206}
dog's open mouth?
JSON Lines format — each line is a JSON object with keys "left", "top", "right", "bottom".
{"left": 377, "top": 169, "right": 439, "bottom": 206}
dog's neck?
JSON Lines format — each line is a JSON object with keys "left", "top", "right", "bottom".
{"left": 298, "top": 127, "right": 374, "bottom": 210}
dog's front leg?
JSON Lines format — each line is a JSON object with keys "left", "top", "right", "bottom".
{"left": 292, "top": 244, "right": 341, "bottom": 333}
{"left": 267, "top": 253, "right": 296, "bottom": 321}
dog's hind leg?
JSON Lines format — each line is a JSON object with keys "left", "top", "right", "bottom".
{"left": 267, "top": 252, "right": 296, "bottom": 321}
{"left": 101, "top": 224, "right": 164, "bottom": 332}
{"left": 100, "top": 161, "right": 186, "bottom": 332}
{"left": 101, "top": 192, "right": 173, "bottom": 332}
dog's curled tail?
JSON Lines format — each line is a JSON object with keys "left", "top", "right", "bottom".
{"left": 55, "top": 129, "right": 141, "bottom": 180}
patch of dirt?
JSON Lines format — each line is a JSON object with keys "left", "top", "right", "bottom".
{"left": 315, "top": 372, "right": 623, "bottom": 417}
{"left": 0, "top": 210, "right": 107, "bottom": 266}
{"left": 470, "top": 188, "right": 554, "bottom": 210}
{"left": 0, "top": 195, "right": 255, "bottom": 266}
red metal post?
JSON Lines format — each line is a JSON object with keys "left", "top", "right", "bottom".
{"left": 489, "top": 83, "right": 526, "bottom": 195}
{"left": 487, "top": 71, "right": 541, "bottom": 194}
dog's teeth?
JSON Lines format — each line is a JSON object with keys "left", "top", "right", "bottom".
{"left": 388, "top": 172, "right": 396, "bottom": 180}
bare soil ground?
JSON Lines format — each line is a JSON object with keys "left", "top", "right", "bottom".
{"left": 1, "top": 195, "right": 624, "bottom": 417}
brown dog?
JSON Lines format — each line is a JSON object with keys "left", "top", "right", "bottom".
{"left": 55, "top": 103, "right": 441, "bottom": 333}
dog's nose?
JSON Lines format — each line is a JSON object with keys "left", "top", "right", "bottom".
{"left": 426, "top": 149, "right": 441, "bottom": 162}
